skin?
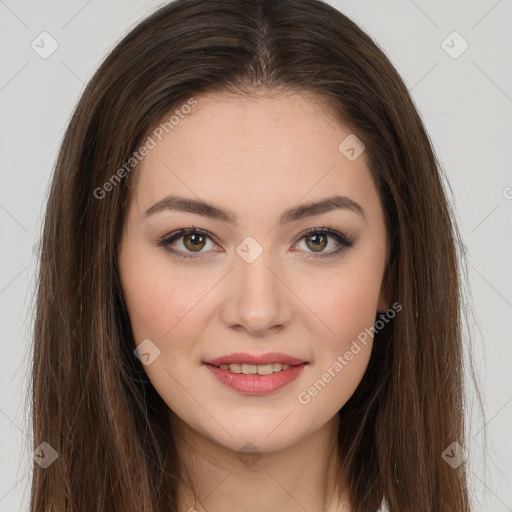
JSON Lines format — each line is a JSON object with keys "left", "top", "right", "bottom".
{"left": 117, "top": 88, "right": 390, "bottom": 512}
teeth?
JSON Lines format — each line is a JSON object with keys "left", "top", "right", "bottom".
{"left": 217, "top": 363, "right": 292, "bottom": 374}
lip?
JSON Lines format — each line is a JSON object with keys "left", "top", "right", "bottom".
{"left": 203, "top": 352, "right": 307, "bottom": 366}
{"left": 204, "top": 362, "right": 308, "bottom": 395}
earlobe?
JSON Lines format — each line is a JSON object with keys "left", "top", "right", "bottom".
{"left": 376, "top": 268, "right": 391, "bottom": 313}
{"left": 377, "top": 294, "right": 389, "bottom": 314}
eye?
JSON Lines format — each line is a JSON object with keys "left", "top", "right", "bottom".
{"left": 292, "top": 227, "right": 355, "bottom": 257}
{"left": 157, "top": 227, "right": 219, "bottom": 259}
{"left": 157, "top": 226, "right": 355, "bottom": 260}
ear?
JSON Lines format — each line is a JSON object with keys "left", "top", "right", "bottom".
{"left": 377, "top": 267, "right": 391, "bottom": 313}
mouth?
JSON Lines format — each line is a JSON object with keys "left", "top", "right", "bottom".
{"left": 203, "top": 352, "right": 308, "bottom": 367}
{"left": 202, "top": 353, "right": 309, "bottom": 395}
{"left": 205, "top": 361, "right": 300, "bottom": 375}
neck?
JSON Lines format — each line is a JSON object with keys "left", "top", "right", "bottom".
{"left": 169, "top": 412, "right": 350, "bottom": 512}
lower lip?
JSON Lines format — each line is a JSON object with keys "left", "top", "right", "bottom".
{"left": 204, "top": 363, "right": 307, "bottom": 395}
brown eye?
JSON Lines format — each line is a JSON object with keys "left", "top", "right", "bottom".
{"left": 304, "top": 233, "right": 328, "bottom": 252}
{"left": 182, "top": 233, "right": 206, "bottom": 252}
{"left": 158, "top": 227, "right": 219, "bottom": 260}
{"left": 294, "top": 227, "right": 355, "bottom": 258}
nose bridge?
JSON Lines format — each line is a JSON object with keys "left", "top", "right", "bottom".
{"left": 221, "top": 237, "right": 290, "bottom": 334}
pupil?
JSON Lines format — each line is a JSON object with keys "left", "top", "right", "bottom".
{"left": 308, "top": 234, "right": 326, "bottom": 252}
{"left": 186, "top": 234, "right": 204, "bottom": 250}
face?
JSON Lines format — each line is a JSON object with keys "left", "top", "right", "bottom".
{"left": 117, "top": 89, "right": 389, "bottom": 454}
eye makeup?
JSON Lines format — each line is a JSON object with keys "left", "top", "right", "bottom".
{"left": 156, "top": 225, "right": 355, "bottom": 260}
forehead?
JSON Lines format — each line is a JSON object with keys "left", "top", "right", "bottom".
{"left": 130, "top": 90, "right": 379, "bottom": 225}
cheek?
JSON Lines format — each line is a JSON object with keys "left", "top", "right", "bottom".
{"left": 298, "top": 283, "right": 376, "bottom": 412}
{"left": 298, "top": 262, "right": 381, "bottom": 406}
{"left": 306, "top": 261, "right": 383, "bottom": 345}
{"left": 119, "top": 245, "right": 206, "bottom": 345}
{"left": 118, "top": 252, "right": 208, "bottom": 410}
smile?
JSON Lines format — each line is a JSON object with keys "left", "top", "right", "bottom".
{"left": 210, "top": 362, "right": 291, "bottom": 375}
{"left": 204, "top": 362, "right": 308, "bottom": 395}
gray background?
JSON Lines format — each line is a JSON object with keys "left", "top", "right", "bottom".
{"left": 0, "top": 0, "right": 511, "bottom": 510}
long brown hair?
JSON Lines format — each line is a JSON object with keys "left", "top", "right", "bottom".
{"left": 29, "top": 0, "right": 484, "bottom": 510}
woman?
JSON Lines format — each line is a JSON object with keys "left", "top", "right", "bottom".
{"left": 30, "top": 0, "right": 482, "bottom": 510}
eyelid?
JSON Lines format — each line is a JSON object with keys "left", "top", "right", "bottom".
{"left": 156, "top": 226, "right": 220, "bottom": 259}
{"left": 291, "top": 226, "right": 355, "bottom": 257}
{"left": 157, "top": 225, "right": 354, "bottom": 259}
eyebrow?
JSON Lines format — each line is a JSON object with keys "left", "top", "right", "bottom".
{"left": 144, "top": 194, "right": 367, "bottom": 225}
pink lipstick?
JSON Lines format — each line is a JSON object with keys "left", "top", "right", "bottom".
{"left": 203, "top": 352, "right": 308, "bottom": 395}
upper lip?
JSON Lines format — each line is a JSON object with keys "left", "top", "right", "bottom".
{"left": 203, "top": 352, "right": 308, "bottom": 366}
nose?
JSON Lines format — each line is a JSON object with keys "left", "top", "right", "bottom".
{"left": 219, "top": 247, "right": 292, "bottom": 336}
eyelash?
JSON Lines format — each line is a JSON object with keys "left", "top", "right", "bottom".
{"left": 157, "top": 226, "right": 355, "bottom": 260}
